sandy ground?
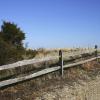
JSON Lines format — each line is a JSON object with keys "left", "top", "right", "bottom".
{"left": 35, "top": 75, "right": 100, "bottom": 100}
{"left": 34, "top": 61, "right": 100, "bottom": 100}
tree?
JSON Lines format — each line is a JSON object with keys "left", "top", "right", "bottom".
{"left": 0, "top": 21, "right": 26, "bottom": 65}
{"left": 1, "top": 21, "right": 25, "bottom": 47}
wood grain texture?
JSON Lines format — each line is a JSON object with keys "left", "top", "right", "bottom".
{"left": 0, "top": 50, "right": 95, "bottom": 71}
{"left": 0, "top": 66, "right": 60, "bottom": 88}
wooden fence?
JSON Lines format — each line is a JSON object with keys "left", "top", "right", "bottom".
{"left": 0, "top": 46, "right": 100, "bottom": 88}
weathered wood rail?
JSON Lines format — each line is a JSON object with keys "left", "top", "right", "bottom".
{"left": 0, "top": 50, "right": 95, "bottom": 71}
{"left": 0, "top": 47, "right": 99, "bottom": 88}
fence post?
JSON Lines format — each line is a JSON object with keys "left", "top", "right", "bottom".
{"left": 59, "top": 50, "right": 63, "bottom": 77}
{"left": 95, "top": 45, "right": 98, "bottom": 57}
{"left": 95, "top": 45, "right": 98, "bottom": 62}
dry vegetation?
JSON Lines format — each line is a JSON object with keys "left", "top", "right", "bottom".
{"left": 34, "top": 48, "right": 94, "bottom": 58}
{"left": 0, "top": 48, "right": 95, "bottom": 81}
{"left": 0, "top": 48, "right": 99, "bottom": 100}
{"left": 0, "top": 59, "right": 100, "bottom": 100}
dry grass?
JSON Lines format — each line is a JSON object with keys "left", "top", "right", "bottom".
{"left": 0, "top": 47, "right": 99, "bottom": 100}
{"left": 0, "top": 60, "right": 100, "bottom": 100}
{"left": 34, "top": 48, "right": 92, "bottom": 58}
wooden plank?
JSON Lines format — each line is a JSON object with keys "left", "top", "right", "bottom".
{"left": 0, "top": 56, "right": 99, "bottom": 88}
{"left": 0, "top": 56, "right": 59, "bottom": 71}
{"left": 0, "top": 51, "right": 95, "bottom": 71}
{"left": 0, "top": 66, "right": 60, "bottom": 88}
{"left": 97, "top": 56, "right": 100, "bottom": 59}
{"left": 63, "top": 57, "right": 97, "bottom": 69}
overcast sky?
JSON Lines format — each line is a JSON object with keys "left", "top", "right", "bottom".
{"left": 0, "top": 0, "right": 100, "bottom": 48}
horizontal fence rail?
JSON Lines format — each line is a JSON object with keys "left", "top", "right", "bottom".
{"left": 64, "top": 57, "right": 100, "bottom": 68}
{"left": 0, "top": 56, "right": 99, "bottom": 88}
{"left": 0, "top": 47, "right": 99, "bottom": 88}
{"left": 0, "top": 50, "right": 95, "bottom": 71}
{"left": 0, "top": 66, "right": 61, "bottom": 88}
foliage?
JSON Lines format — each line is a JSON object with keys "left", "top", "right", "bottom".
{"left": 25, "top": 49, "right": 38, "bottom": 59}
{"left": 1, "top": 21, "right": 25, "bottom": 46}
{"left": 0, "top": 21, "right": 25, "bottom": 65}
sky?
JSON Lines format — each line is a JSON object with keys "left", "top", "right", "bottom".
{"left": 0, "top": 0, "right": 100, "bottom": 49}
